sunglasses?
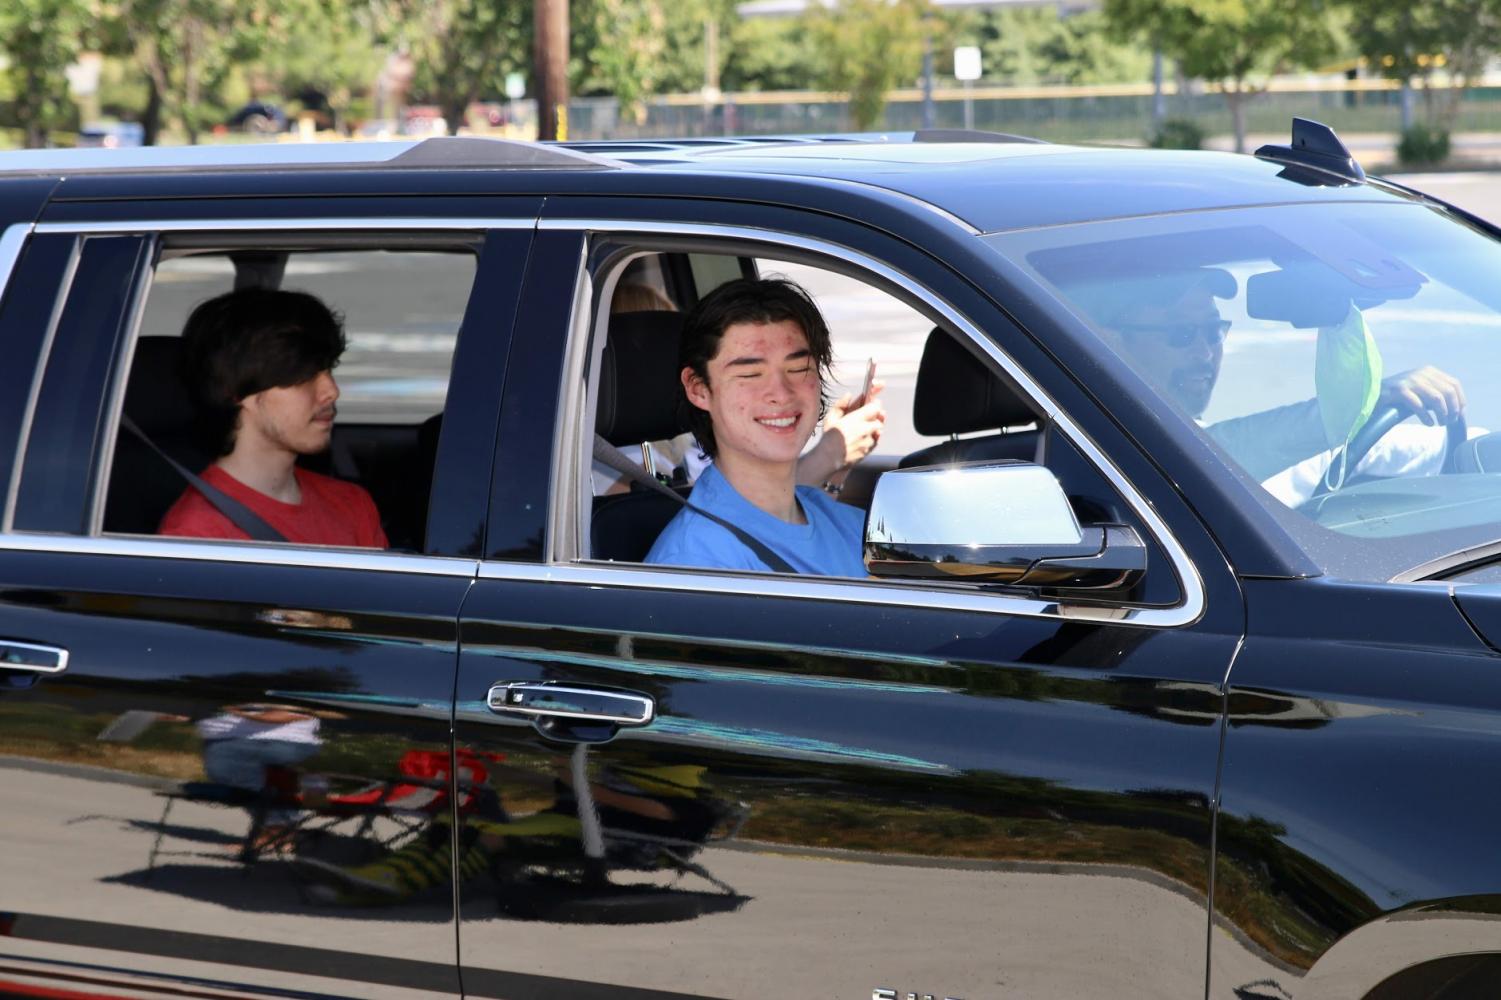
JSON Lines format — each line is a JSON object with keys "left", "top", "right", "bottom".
{"left": 1116, "top": 319, "right": 1231, "bottom": 349}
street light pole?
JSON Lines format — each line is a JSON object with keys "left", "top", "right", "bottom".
{"left": 534, "top": 0, "right": 570, "bottom": 140}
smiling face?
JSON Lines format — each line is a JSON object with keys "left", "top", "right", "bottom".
{"left": 239, "top": 369, "right": 340, "bottom": 456}
{"left": 683, "top": 318, "right": 821, "bottom": 479}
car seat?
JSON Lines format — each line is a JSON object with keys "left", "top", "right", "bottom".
{"left": 103, "top": 336, "right": 216, "bottom": 535}
{"left": 590, "top": 310, "right": 689, "bottom": 562}
{"left": 899, "top": 327, "right": 1043, "bottom": 468}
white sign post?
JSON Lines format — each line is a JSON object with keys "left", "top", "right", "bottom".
{"left": 954, "top": 45, "right": 981, "bottom": 131}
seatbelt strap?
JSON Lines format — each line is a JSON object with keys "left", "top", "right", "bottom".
{"left": 120, "top": 415, "right": 289, "bottom": 543}
{"left": 592, "top": 434, "right": 797, "bottom": 574}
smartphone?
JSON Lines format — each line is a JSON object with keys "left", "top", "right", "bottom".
{"left": 856, "top": 357, "right": 877, "bottom": 407}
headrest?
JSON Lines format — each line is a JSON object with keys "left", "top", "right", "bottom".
{"left": 596, "top": 310, "right": 687, "bottom": 446}
{"left": 913, "top": 328, "right": 1035, "bottom": 436}
{"left": 123, "top": 336, "right": 197, "bottom": 435}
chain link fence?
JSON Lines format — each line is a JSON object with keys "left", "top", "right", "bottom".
{"left": 560, "top": 82, "right": 1501, "bottom": 146}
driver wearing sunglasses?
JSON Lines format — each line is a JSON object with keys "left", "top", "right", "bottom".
{"left": 1092, "top": 268, "right": 1469, "bottom": 504}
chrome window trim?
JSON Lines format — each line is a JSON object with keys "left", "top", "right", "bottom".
{"left": 35, "top": 217, "right": 537, "bottom": 236}
{"left": 4, "top": 234, "right": 81, "bottom": 532}
{"left": 0, "top": 223, "right": 33, "bottom": 298}
{"left": 478, "top": 561, "right": 1180, "bottom": 626}
{"left": 0, "top": 532, "right": 480, "bottom": 577}
{"left": 525, "top": 220, "right": 1206, "bottom": 629}
{"left": 3, "top": 217, "right": 519, "bottom": 550}
{"left": 548, "top": 240, "right": 595, "bottom": 563}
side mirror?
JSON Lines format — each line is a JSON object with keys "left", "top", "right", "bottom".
{"left": 864, "top": 461, "right": 1146, "bottom": 591}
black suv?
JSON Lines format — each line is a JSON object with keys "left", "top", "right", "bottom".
{"left": 1, "top": 127, "right": 1499, "bottom": 1000}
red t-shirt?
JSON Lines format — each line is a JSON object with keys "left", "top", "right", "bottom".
{"left": 159, "top": 465, "right": 388, "bottom": 548}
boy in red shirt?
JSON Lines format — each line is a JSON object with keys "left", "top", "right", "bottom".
{"left": 159, "top": 288, "right": 386, "bottom": 548}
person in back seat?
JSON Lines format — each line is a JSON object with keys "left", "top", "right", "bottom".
{"left": 646, "top": 278, "right": 868, "bottom": 575}
{"left": 158, "top": 288, "right": 387, "bottom": 547}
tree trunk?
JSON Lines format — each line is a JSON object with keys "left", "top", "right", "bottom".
{"left": 1226, "top": 87, "right": 1247, "bottom": 154}
{"left": 142, "top": 78, "right": 163, "bottom": 146}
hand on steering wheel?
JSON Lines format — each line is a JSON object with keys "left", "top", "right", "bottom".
{"left": 1313, "top": 368, "right": 1468, "bottom": 498}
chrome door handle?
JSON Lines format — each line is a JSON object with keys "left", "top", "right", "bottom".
{"left": 487, "top": 682, "right": 654, "bottom": 727}
{"left": 0, "top": 640, "right": 68, "bottom": 674}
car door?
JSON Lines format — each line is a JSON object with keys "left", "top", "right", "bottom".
{"left": 451, "top": 203, "right": 1246, "bottom": 1000}
{"left": 0, "top": 203, "right": 536, "bottom": 1000}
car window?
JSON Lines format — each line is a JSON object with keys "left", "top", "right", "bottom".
{"left": 988, "top": 201, "right": 1501, "bottom": 581}
{"left": 102, "top": 243, "right": 477, "bottom": 552}
{"left": 579, "top": 244, "right": 1176, "bottom": 603}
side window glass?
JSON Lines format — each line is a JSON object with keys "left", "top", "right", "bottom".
{"left": 104, "top": 245, "right": 476, "bottom": 553}
{"left": 583, "top": 247, "right": 1177, "bottom": 604}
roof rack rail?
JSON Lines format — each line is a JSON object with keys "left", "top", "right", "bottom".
{"left": 391, "top": 136, "right": 616, "bottom": 169}
{"left": 913, "top": 128, "right": 1047, "bottom": 145}
{"left": 1253, "top": 118, "right": 1364, "bottom": 184}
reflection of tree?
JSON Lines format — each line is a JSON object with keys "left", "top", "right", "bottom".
{"left": 1213, "top": 810, "right": 1379, "bottom": 969}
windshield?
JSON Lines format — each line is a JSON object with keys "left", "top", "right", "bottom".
{"left": 984, "top": 199, "right": 1501, "bottom": 581}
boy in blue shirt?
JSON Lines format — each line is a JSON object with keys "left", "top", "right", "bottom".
{"left": 646, "top": 278, "right": 873, "bottom": 576}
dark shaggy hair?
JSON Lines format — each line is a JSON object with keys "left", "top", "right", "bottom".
{"left": 677, "top": 277, "right": 833, "bottom": 459}
{"left": 180, "top": 287, "right": 347, "bottom": 455}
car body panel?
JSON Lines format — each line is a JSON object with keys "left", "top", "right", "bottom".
{"left": 451, "top": 206, "right": 1247, "bottom": 999}
{"left": 1212, "top": 577, "right": 1501, "bottom": 997}
{"left": 0, "top": 136, "right": 1495, "bottom": 999}
{"left": 0, "top": 202, "right": 535, "bottom": 998}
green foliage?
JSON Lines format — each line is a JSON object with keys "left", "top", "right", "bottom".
{"left": 393, "top": 0, "right": 530, "bottom": 132}
{"left": 1104, "top": 0, "right": 1341, "bottom": 86}
{"left": 721, "top": 15, "right": 813, "bottom": 92}
{"left": 1103, "top": 0, "right": 1344, "bottom": 151}
{"left": 0, "top": 0, "right": 94, "bottom": 146}
{"left": 1345, "top": 0, "right": 1501, "bottom": 130}
{"left": 113, "top": 0, "right": 317, "bottom": 144}
{"left": 575, "top": 0, "right": 666, "bottom": 123}
{"left": 1396, "top": 123, "right": 1452, "bottom": 165}
{"left": 804, "top": 0, "right": 930, "bottom": 130}
{"left": 1148, "top": 116, "right": 1204, "bottom": 148}
{"left": 966, "top": 7, "right": 1150, "bottom": 86}
{"left": 269, "top": 3, "right": 388, "bottom": 132}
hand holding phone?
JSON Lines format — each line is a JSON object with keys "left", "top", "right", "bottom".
{"left": 855, "top": 358, "right": 877, "bottom": 408}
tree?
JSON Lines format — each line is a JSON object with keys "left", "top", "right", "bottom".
{"left": 267, "top": 3, "right": 389, "bottom": 134}
{"left": 392, "top": 0, "right": 529, "bottom": 133}
{"left": 0, "top": 0, "right": 94, "bottom": 147}
{"left": 804, "top": 0, "right": 930, "bottom": 130}
{"left": 1103, "top": 0, "right": 1343, "bottom": 153}
{"left": 1345, "top": 0, "right": 1501, "bottom": 132}
{"left": 721, "top": 14, "right": 813, "bottom": 92}
{"left": 114, "top": 0, "right": 310, "bottom": 144}
{"left": 575, "top": 0, "right": 666, "bottom": 124}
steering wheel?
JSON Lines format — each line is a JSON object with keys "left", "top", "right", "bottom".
{"left": 1310, "top": 404, "right": 1469, "bottom": 499}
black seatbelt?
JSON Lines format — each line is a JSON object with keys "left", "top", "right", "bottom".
{"left": 121, "top": 415, "right": 288, "bottom": 543}
{"left": 592, "top": 434, "right": 797, "bottom": 574}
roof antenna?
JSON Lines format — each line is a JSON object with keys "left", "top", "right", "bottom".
{"left": 1253, "top": 118, "right": 1365, "bottom": 184}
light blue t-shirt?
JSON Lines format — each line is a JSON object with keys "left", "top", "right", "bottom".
{"left": 645, "top": 465, "right": 866, "bottom": 576}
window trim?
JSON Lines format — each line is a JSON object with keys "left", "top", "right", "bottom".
{"left": 3, "top": 216, "right": 531, "bottom": 562}
{"left": 0, "top": 531, "right": 478, "bottom": 577}
{"left": 534, "top": 219, "right": 1207, "bottom": 629}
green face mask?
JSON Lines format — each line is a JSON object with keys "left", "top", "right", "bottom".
{"left": 1315, "top": 305, "right": 1383, "bottom": 489}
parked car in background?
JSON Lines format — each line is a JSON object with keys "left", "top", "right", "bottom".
{"left": 0, "top": 123, "right": 1498, "bottom": 1000}
{"left": 75, "top": 121, "right": 145, "bottom": 148}
{"left": 226, "top": 101, "right": 288, "bottom": 134}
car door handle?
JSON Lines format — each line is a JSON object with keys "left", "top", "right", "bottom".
{"left": 0, "top": 640, "right": 68, "bottom": 674}
{"left": 487, "top": 681, "right": 655, "bottom": 727}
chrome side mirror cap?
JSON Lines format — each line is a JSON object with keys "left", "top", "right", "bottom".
{"left": 864, "top": 461, "right": 1146, "bottom": 591}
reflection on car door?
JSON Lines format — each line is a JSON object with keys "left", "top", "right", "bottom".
{"left": 451, "top": 223, "right": 1246, "bottom": 1000}
{"left": 0, "top": 222, "right": 532, "bottom": 999}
